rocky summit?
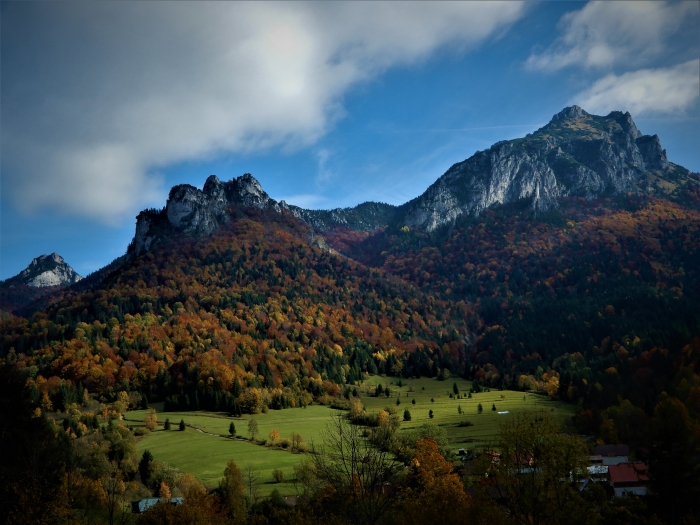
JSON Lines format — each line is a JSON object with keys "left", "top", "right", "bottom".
{"left": 398, "top": 105, "right": 689, "bottom": 231}
{"left": 127, "top": 106, "right": 694, "bottom": 255}
{"left": 3, "top": 253, "right": 82, "bottom": 288}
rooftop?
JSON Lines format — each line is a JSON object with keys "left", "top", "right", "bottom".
{"left": 609, "top": 463, "right": 648, "bottom": 484}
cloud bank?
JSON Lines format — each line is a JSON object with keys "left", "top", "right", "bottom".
{"left": 526, "top": 1, "right": 697, "bottom": 71}
{"left": 1, "top": 2, "right": 526, "bottom": 223}
{"left": 572, "top": 60, "right": 700, "bottom": 116}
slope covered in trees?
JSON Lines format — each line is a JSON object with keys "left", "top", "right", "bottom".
{"left": 1, "top": 206, "right": 470, "bottom": 413}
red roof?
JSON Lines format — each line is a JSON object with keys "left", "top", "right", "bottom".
{"left": 609, "top": 463, "right": 648, "bottom": 484}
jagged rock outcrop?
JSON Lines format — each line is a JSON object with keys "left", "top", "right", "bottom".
{"left": 2, "top": 253, "right": 82, "bottom": 288}
{"left": 129, "top": 174, "right": 282, "bottom": 257}
{"left": 398, "top": 106, "right": 689, "bottom": 231}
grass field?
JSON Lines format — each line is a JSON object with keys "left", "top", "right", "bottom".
{"left": 359, "top": 376, "right": 574, "bottom": 450}
{"left": 127, "top": 376, "right": 574, "bottom": 495}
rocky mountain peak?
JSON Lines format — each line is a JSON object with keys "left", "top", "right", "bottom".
{"left": 129, "top": 173, "right": 281, "bottom": 257}
{"left": 3, "top": 252, "right": 82, "bottom": 288}
{"left": 550, "top": 105, "right": 587, "bottom": 122}
{"left": 399, "top": 105, "right": 690, "bottom": 231}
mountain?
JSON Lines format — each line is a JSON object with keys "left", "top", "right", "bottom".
{"left": 1, "top": 105, "right": 698, "bottom": 446}
{"left": 2, "top": 253, "right": 82, "bottom": 288}
{"left": 399, "top": 105, "right": 692, "bottom": 231}
{"left": 126, "top": 106, "right": 695, "bottom": 260}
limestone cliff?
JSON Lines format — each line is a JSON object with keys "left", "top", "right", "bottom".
{"left": 398, "top": 106, "right": 690, "bottom": 231}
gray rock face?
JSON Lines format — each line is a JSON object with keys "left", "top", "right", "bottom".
{"left": 13, "top": 253, "right": 82, "bottom": 288}
{"left": 399, "top": 106, "right": 683, "bottom": 231}
{"left": 129, "top": 174, "right": 279, "bottom": 257}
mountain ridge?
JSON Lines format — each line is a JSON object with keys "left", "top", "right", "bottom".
{"left": 126, "top": 106, "right": 694, "bottom": 259}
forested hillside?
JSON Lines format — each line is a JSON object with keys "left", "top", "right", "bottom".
{"left": 1, "top": 206, "right": 470, "bottom": 415}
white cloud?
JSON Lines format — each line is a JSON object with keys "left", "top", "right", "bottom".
{"left": 572, "top": 60, "right": 700, "bottom": 116}
{"left": 527, "top": 1, "right": 697, "bottom": 71}
{"left": 1, "top": 1, "right": 527, "bottom": 223}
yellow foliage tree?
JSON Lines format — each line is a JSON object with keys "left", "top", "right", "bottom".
{"left": 144, "top": 408, "right": 158, "bottom": 430}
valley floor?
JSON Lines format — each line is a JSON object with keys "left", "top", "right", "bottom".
{"left": 126, "top": 376, "right": 573, "bottom": 495}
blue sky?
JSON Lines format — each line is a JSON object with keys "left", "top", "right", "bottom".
{"left": 1, "top": 1, "right": 699, "bottom": 280}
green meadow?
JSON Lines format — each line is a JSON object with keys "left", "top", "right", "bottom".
{"left": 359, "top": 376, "right": 574, "bottom": 450}
{"left": 127, "top": 376, "right": 573, "bottom": 494}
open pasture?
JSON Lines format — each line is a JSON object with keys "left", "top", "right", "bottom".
{"left": 132, "top": 426, "right": 305, "bottom": 496}
{"left": 360, "top": 376, "right": 574, "bottom": 450}
{"left": 127, "top": 376, "right": 573, "bottom": 493}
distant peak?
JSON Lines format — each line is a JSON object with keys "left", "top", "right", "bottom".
{"left": 10, "top": 253, "right": 82, "bottom": 288}
{"left": 550, "top": 105, "right": 588, "bottom": 123}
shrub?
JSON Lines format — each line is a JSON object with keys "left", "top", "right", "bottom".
{"left": 278, "top": 438, "right": 292, "bottom": 449}
{"left": 457, "top": 420, "right": 474, "bottom": 427}
{"left": 134, "top": 426, "right": 150, "bottom": 436}
{"left": 330, "top": 399, "right": 351, "bottom": 410}
{"left": 272, "top": 469, "right": 285, "bottom": 483}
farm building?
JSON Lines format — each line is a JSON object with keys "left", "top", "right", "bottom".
{"left": 593, "top": 444, "right": 630, "bottom": 466}
{"left": 608, "top": 463, "right": 649, "bottom": 497}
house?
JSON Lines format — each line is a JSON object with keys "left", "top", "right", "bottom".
{"left": 608, "top": 462, "right": 649, "bottom": 497}
{"left": 593, "top": 444, "right": 630, "bottom": 466}
{"left": 131, "top": 497, "right": 184, "bottom": 513}
{"left": 587, "top": 464, "right": 609, "bottom": 482}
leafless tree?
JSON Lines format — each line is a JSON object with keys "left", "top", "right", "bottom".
{"left": 303, "top": 414, "right": 403, "bottom": 525}
{"left": 242, "top": 463, "right": 260, "bottom": 503}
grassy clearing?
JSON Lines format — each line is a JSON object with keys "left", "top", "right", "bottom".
{"left": 127, "top": 404, "right": 338, "bottom": 496}
{"left": 132, "top": 427, "right": 305, "bottom": 496}
{"left": 127, "top": 376, "right": 573, "bottom": 494}
{"left": 359, "top": 376, "right": 574, "bottom": 451}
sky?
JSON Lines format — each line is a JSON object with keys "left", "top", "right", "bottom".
{"left": 1, "top": 1, "right": 699, "bottom": 280}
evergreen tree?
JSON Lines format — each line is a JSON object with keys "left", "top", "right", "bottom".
{"left": 139, "top": 450, "right": 153, "bottom": 485}
{"left": 229, "top": 421, "right": 236, "bottom": 437}
{"left": 492, "top": 403, "right": 497, "bottom": 411}
{"left": 412, "top": 398, "right": 416, "bottom": 405}
{"left": 478, "top": 403, "right": 483, "bottom": 413}
{"left": 403, "top": 409, "right": 412, "bottom": 422}
{"left": 179, "top": 419, "right": 186, "bottom": 431}
{"left": 429, "top": 409, "right": 434, "bottom": 419}
{"left": 453, "top": 382, "right": 459, "bottom": 396}
{"left": 164, "top": 418, "right": 171, "bottom": 430}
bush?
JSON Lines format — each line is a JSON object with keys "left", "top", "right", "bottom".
{"left": 278, "top": 438, "right": 292, "bottom": 449}
{"left": 457, "top": 421, "right": 474, "bottom": 427}
{"left": 134, "top": 426, "right": 150, "bottom": 436}
{"left": 330, "top": 399, "right": 351, "bottom": 410}
{"left": 272, "top": 469, "right": 285, "bottom": 483}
